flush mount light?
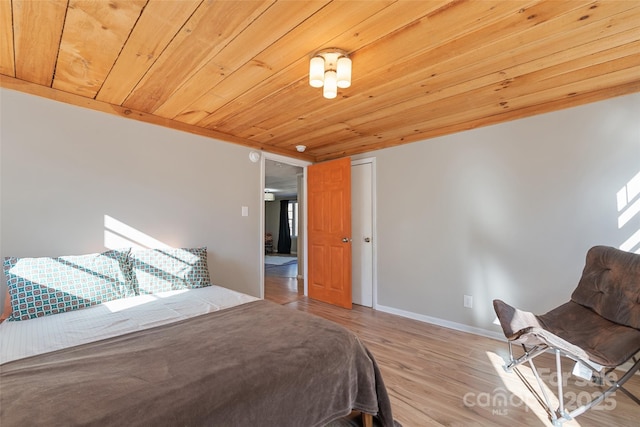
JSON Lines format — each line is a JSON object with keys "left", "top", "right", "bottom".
{"left": 309, "top": 49, "right": 351, "bottom": 99}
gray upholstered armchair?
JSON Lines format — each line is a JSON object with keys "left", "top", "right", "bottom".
{"left": 494, "top": 245, "right": 640, "bottom": 425}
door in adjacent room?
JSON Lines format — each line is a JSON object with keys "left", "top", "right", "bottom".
{"left": 307, "top": 157, "right": 352, "bottom": 309}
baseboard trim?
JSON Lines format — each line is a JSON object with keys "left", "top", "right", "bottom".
{"left": 375, "top": 304, "right": 640, "bottom": 375}
{"left": 375, "top": 304, "right": 505, "bottom": 342}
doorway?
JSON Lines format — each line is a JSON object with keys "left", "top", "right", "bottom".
{"left": 260, "top": 154, "right": 375, "bottom": 309}
{"left": 262, "top": 154, "right": 308, "bottom": 303}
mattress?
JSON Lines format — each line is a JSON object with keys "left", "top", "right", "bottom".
{"left": 0, "top": 285, "right": 257, "bottom": 364}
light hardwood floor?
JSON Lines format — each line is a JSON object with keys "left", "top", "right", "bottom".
{"left": 264, "top": 264, "right": 640, "bottom": 427}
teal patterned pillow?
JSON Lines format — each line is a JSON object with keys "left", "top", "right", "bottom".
{"left": 129, "top": 247, "right": 211, "bottom": 294}
{"left": 3, "top": 250, "right": 133, "bottom": 321}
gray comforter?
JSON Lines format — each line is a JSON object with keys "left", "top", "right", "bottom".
{"left": 0, "top": 300, "right": 395, "bottom": 426}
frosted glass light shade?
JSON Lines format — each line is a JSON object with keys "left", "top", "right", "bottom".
{"left": 323, "top": 70, "right": 338, "bottom": 99}
{"left": 309, "top": 49, "right": 351, "bottom": 97}
{"left": 309, "top": 56, "right": 325, "bottom": 88}
{"left": 336, "top": 56, "right": 352, "bottom": 88}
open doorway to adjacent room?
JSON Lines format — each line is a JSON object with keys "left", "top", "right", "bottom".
{"left": 264, "top": 159, "right": 304, "bottom": 304}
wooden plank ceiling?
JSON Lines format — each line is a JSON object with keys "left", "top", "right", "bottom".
{"left": 1, "top": 0, "right": 639, "bottom": 162}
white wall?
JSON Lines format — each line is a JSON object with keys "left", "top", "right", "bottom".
{"left": 0, "top": 89, "right": 263, "bottom": 301}
{"left": 356, "top": 92, "right": 640, "bottom": 334}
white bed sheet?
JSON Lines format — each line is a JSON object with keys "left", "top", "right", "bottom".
{"left": 0, "top": 285, "right": 257, "bottom": 364}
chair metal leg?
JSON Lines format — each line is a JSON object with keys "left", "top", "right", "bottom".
{"left": 504, "top": 342, "right": 548, "bottom": 372}
{"left": 506, "top": 343, "right": 560, "bottom": 423}
{"left": 503, "top": 344, "right": 640, "bottom": 425}
{"left": 528, "top": 357, "right": 558, "bottom": 422}
{"left": 564, "top": 356, "right": 640, "bottom": 420}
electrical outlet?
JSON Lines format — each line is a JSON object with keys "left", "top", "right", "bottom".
{"left": 464, "top": 295, "right": 473, "bottom": 309}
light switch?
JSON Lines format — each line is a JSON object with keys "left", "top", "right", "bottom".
{"left": 241, "top": 206, "right": 249, "bottom": 217}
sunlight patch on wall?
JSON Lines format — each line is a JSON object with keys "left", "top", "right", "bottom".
{"left": 468, "top": 254, "right": 513, "bottom": 327}
{"left": 103, "top": 215, "right": 206, "bottom": 296}
{"left": 620, "top": 230, "right": 640, "bottom": 254}
{"left": 103, "top": 215, "right": 170, "bottom": 250}
{"left": 617, "top": 171, "right": 640, "bottom": 254}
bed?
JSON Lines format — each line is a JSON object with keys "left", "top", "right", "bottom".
{"left": 0, "top": 249, "right": 397, "bottom": 426}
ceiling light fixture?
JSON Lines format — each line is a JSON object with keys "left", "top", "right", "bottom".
{"left": 264, "top": 191, "right": 275, "bottom": 202}
{"left": 309, "top": 49, "right": 351, "bottom": 99}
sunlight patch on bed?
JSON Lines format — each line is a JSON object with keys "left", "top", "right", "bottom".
{"left": 9, "top": 256, "right": 122, "bottom": 301}
{"left": 103, "top": 294, "right": 159, "bottom": 312}
{"left": 102, "top": 291, "right": 188, "bottom": 313}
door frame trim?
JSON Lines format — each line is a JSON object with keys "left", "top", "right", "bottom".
{"left": 260, "top": 152, "right": 311, "bottom": 299}
{"left": 351, "top": 157, "right": 378, "bottom": 308}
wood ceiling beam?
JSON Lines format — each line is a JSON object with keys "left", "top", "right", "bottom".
{"left": 0, "top": 76, "right": 314, "bottom": 162}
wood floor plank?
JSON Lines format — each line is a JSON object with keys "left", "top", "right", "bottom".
{"left": 265, "top": 275, "right": 640, "bottom": 426}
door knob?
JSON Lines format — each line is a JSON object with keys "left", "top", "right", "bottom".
{"left": 364, "top": 237, "right": 371, "bottom": 243}
{"left": 342, "top": 237, "right": 350, "bottom": 243}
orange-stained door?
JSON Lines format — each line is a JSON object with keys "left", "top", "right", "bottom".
{"left": 307, "top": 157, "right": 352, "bottom": 309}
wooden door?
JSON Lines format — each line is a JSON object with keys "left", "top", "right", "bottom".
{"left": 308, "top": 157, "right": 352, "bottom": 309}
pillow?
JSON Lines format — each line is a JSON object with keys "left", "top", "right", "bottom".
{"left": 129, "top": 247, "right": 211, "bottom": 294}
{"left": 3, "top": 250, "right": 132, "bottom": 321}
